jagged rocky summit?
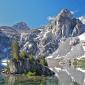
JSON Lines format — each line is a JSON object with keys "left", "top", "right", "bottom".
{"left": 0, "top": 9, "right": 85, "bottom": 60}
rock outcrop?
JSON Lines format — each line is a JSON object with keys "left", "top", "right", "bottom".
{"left": 9, "top": 58, "right": 55, "bottom": 76}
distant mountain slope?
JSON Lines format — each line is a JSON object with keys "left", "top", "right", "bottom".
{"left": 12, "top": 22, "right": 30, "bottom": 33}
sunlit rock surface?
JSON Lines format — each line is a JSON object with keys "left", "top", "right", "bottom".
{"left": 0, "top": 9, "right": 85, "bottom": 61}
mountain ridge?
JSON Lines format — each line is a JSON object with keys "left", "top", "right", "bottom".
{"left": 0, "top": 9, "right": 85, "bottom": 60}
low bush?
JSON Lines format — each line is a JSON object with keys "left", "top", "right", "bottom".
{"left": 26, "top": 72, "right": 36, "bottom": 76}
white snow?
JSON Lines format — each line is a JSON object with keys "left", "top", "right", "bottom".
{"left": 84, "top": 79, "right": 85, "bottom": 84}
{"left": 78, "top": 33, "right": 85, "bottom": 51}
{"left": 1, "top": 59, "right": 9, "bottom": 66}
{"left": 83, "top": 46, "right": 85, "bottom": 51}
{"left": 78, "top": 33, "right": 85, "bottom": 41}
{"left": 77, "top": 55, "right": 85, "bottom": 60}
{"left": 20, "top": 32, "right": 28, "bottom": 41}
{"left": 43, "top": 31, "right": 49, "bottom": 39}
{"left": 24, "top": 42, "right": 32, "bottom": 48}
{"left": 76, "top": 68, "right": 85, "bottom": 73}
{"left": 79, "top": 16, "right": 85, "bottom": 24}
{"left": 55, "top": 73, "right": 59, "bottom": 77}
{"left": 46, "top": 56, "right": 53, "bottom": 59}
{"left": 54, "top": 56, "right": 63, "bottom": 59}
{"left": 54, "top": 67, "right": 62, "bottom": 72}
{"left": 1, "top": 63, "right": 7, "bottom": 66}
{"left": 28, "top": 44, "right": 32, "bottom": 48}
{"left": 24, "top": 42, "right": 29, "bottom": 48}
{"left": 49, "top": 68, "right": 54, "bottom": 71}
{"left": 1, "top": 59, "right": 9, "bottom": 63}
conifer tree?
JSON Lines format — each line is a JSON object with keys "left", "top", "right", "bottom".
{"left": 11, "top": 40, "right": 20, "bottom": 60}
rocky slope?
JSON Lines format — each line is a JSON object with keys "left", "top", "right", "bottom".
{"left": 0, "top": 9, "right": 85, "bottom": 61}
{"left": 0, "top": 26, "right": 19, "bottom": 59}
{"left": 13, "top": 22, "right": 30, "bottom": 33}
{"left": 37, "top": 9, "right": 85, "bottom": 58}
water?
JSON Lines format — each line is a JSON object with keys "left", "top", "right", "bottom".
{"left": 0, "top": 65, "right": 85, "bottom": 85}
{"left": 0, "top": 75, "right": 59, "bottom": 85}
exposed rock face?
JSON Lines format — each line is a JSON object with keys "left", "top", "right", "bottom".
{"left": 47, "top": 37, "right": 85, "bottom": 59}
{"left": 56, "top": 9, "right": 72, "bottom": 38}
{"left": 9, "top": 58, "right": 55, "bottom": 76}
{"left": 0, "top": 9, "right": 85, "bottom": 61}
{"left": 13, "top": 22, "right": 30, "bottom": 33}
{"left": 19, "top": 29, "right": 41, "bottom": 56}
{"left": 36, "top": 9, "right": 85, "bottom": 57}
{"left": 0, "top": 26, "right": 20, "bottom": 59}
{"left": 72, "top": 19, "right": 84, "bottom": 36}
{"left": 79, "top": 16, "right": 85, "bottom": 24}
{"left": 0, "top": 26, "right": 19, "bottom": 38}
{"left": 0, "top": 35, "right": 11, "bottom": 59}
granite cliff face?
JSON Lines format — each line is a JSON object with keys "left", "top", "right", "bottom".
{"left": 0, "top": 9, "right": 85, "bottom": 61}
{"left": 36, "top": 9, "right": 85, "bottom": 57}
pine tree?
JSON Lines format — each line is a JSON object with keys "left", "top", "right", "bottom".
{"left": 20, "top": 51, "right": 28, "bottom": 58}
{"left": 11, "top": 40, "right": 20, "bottom": 60}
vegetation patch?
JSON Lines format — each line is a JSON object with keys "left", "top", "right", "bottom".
{"left": 73, "top": 58, "right": 85, "bottom": 69}
{"left": 26, "top": 72, "right": 36, "bottom": 77}
{"left": 4, "top": 40, "right": 55, "bottom": 76}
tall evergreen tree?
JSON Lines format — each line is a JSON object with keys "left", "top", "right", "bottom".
{"left": 11, "top": 40, "right": 20, "bottom": 60}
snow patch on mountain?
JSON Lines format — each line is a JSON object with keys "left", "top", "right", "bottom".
{"left": 79, "top": 16, "right": 85, "bottom": 24}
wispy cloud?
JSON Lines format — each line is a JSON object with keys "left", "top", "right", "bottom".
{"left": 71, "top": 9, "right": 79, "bottom": 14}
{"left": 70, "top": 11, "right": 75, "bottom": 14}
{"left": 47, "top": 16, "right": 55, "bottom": 21}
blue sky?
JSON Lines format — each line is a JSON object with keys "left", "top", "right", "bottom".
{"left": 0, "top": 0, "right": 85, "bottom": 28}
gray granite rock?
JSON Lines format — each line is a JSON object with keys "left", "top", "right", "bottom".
{"left": 9, "top": 58, "right": 55, "bottom": 76}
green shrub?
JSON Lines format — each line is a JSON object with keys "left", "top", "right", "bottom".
{"left": 26, "top": 72, "right": 36, "bottom": 76}
{"left": 20, "top": 51, "right": 28, "bottom": 58}
{"left": 37, "top": 57, "right": 48, "bottom": 66}
{"left": 73, "top": 58, "right": 85, "bottom": 69}
{"left": 29, "top": 54, "right": 34, "bottom": 62}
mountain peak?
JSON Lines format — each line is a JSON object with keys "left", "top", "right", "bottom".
{"left": 13, "top": 22, "right": 30, "bottom": 33}
{"left": 13, "top": 22, "right": 30, "bottom": 30}
{"left": 58, "top": 9, "right": 73, "bottom": 18}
